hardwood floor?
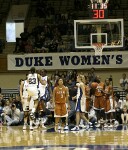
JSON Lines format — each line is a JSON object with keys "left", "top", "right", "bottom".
{"left": 0, "top": 125, "right": 128, "bottom": 150}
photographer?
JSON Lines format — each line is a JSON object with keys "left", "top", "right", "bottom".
{"left": 4, "top": 103, "right": 21, "bottom": 126}
{"left": 119, "top": 73, "right": 128, "bottom": 91}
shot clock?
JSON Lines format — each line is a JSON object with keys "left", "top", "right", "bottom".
{"left": 89, "top": 2, "right": 108, "bottom": 19}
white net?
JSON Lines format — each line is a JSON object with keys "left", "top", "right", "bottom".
{"left": 90, "top": 0, "right": 109, "bottom": 3}
{"left": 92, "top": 43, "right": 105, "bottom": 56}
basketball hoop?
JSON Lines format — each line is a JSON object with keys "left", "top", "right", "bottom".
{"left": 92, "top": 43, "right": 105, "bottom": 56}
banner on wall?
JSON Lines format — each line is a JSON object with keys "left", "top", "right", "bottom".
{"left": 7, "top": 51, "right": 128, "bottom": 70}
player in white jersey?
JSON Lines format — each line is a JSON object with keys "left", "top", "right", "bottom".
{"left": 26, "top": 67, "right": 46, "bottom": 130}
{"left": 20, "top": 77, "right": 34, "bottom": 130}
{"left": 71, "top": 74, "right": 91, "bottom": 131}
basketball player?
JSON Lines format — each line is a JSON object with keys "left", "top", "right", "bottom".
{"left": 38, "top": 69, "right": 51, "bottom": 128}
{"left": 20, "top": 76, "right": 34, "bottom": 130}
{"left": 27, "top": 67, "right": 46, "bottom": 129}
{"left": 53, "top": 78, "right": 69, "bottom": 132}
{"left": 104, "top": 78, "right": 115, "bottom": 127}
{"left": 71, "top": 74, "right": 91, "bottom": 131}
{"left": 92, "top": 75, "right": 105, "bottom": 124}
{"left": 79, "top": 76, "right": 92, "bottom": 129}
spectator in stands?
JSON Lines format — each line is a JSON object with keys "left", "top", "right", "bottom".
{"left": 34, "top": 34, "right": 44, "bottom": 51}
{"left": 119, "top": 73, "right": 128, "bottom": 91}
{"left": 0, "top": 94, "right": 5, "bottom": 107}
{"left": 1, "top": 100, "right": 11, "bottom": 125}
{"left": 13, "top": 95, "right": 23, "bottom": 112}
{"left": 67, "top": 23, "right": 74, "bottom": 35}
{"left": 13, "top": 95, "right": 24, "bottom": 123}
{"left": 88, "top": 102, "right": 97, "bottom": 127}
{"left": 0, "top": 101, "right": 3, "bottom": 123}
{"left": 50, "top": 74, "right": 56, "bottom": 90}
{"left": 49, "top": 38, "right": 58, "bottom": 52}
{"left": 46, "top": 98, "right": 54, "bottom": 124}
{"left": 57, "top": 40, "right": 66, "bottom": 52}
{"left": 4, "top": 103, "right": 21, "bottom": 126}
{"left": 24, "top": 39, "right": 33, "bottom": 53}
{"left": 44, "top": 25, "right": 52, "bottom": 39}
{"left": 114, "top": 93, "right": 122, "bottom": 124}
{"left": 46, "top": 98, "right": 54, "bottom": 110}
{"left": 8, "top": 96, "right": 14, "bottom": 105}
{"left": 58, "top": 20, "right": 68, "bottom": 35}
{"left": 67, "top": 80, "right": 77, "bottom": 124}
{"left": 121, "top": 105, "right": 128, "bottom": 125}
{"left": 20, "top": 28, "right": 29, "bottom": 42}
{"left": 90, "top": 67, "right": 96, "bottom": 81}
{"left": 122, "top": 94, "right": 128, "bottom": 109}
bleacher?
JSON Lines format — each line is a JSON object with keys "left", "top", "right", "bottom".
{"left": 1, "top": 89, "right": 19, "bottom": 100}
{"left": 1, "top": 87, "right": 126, "bottom": 102}
{"left": 113, "top": 86, "right": 127, "bottom": 101}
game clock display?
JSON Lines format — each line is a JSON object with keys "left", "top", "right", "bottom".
{"left": 90, "top": 2, "right": 108, "bottom": 19}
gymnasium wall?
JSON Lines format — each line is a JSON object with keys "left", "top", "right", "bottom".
{"left": 0, "top": 54, "right": 127, "bottom": 89}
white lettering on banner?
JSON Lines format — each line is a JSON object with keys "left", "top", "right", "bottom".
{"left": 7, "top": 51, "right": 125, "bottom": 70}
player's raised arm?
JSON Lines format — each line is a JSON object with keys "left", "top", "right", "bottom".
{"left": 38, "top": 74, "right": 46, "bottom": 85}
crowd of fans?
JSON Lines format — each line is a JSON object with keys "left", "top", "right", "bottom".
{"left": 0, "top": 68, "right": 128, "bottom": 130}
{"left": 0, "top": 0, "right": 127, "bottom": 53}
{"left": 11, "top": 0, "right": 128, "bottom": 54}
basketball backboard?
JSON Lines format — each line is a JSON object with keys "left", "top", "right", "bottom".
{"left": 74, "top": 19, "right": 124, "bottom": 50}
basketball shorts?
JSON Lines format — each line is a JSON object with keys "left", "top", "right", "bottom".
{"left": 105, "top": 97, "right": 115, "bottom": 113}
{"left": 94, "top": 96, "right": 105, "bottom": 110}
{"left": 27, "top": 87, "right": 39, "bottom": 100}
{"left": 54, "top": 103, "right": 68, "bottom": 117}
{"left": 86, "top": 98, "right": 90, "bottom": 112}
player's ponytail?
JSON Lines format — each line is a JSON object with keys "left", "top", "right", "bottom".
{"left": 30, "top": 67, "right": 36, "bottom": 74}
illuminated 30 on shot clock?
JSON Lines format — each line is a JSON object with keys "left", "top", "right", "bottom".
{"left": 90, "top": 0, "right": 109, "bottom": 19}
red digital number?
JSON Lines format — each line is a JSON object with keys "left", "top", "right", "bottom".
{"left": 93, "top": 10, "right": 104, "bottom": 19}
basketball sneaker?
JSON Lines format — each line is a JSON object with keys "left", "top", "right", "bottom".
{"left": 71, "top": 126, "right": 79, "bottom": 131}
{"left": 30, "top": 126, "right": 33, "bottom": 130}
{"left": 42, "top": 117, "right": 48, "bottom": 124}
{"left": 30, "top": 112, "right": 35, "bottom": 120}
{"left": 58, "top": 125, "right": 61, "bottom": 130}
{"left": 41, "top": 123, "right": 47, "bottom": 129}
{"left": 79, "top": 124, "right": 86, "bottom": 129}
{"left": 23, "top": 124, "right": 27, "bottom": 130}
{"left": 64, "top": 125, "right": 69, "bottom": 130}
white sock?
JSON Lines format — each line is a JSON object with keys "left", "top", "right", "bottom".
{"left": 32, "top": 108, "right": 35, "bottom": 113}
{"left": 30, "top": 120, "right": 33, "bottom": 126}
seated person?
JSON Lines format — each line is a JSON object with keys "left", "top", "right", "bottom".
{"left": 121, "top": 105, "right": 128, "bottom": 125}
{"left": 119, "top": 73, "right": 128, "bottom": 91}
{"left": 122, "top": 94, "right": 128, "bottom": 109}
{"left": 4, "top": 103, "right": 21, "bottom": 126}
{"left": 1, "top": 100, "right": 11, "bottom": 125}
{"left": 114, "top": 94, "right": 122, "bottom": 124}
{"left": 0, "top": 101, "right": 3, "bottom": 123}
{"left": 46, "top": 98, "right": 54, "bottom": 124}
{"left": 46, "top": 98, "right": 54, "bottom": 110}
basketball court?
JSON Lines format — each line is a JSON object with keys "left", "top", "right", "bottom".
{"left": 0, "top": 125, "right": 128, "bottom": 150}
{"left": 0, "top": 0, "right": 127, "bottom": 150}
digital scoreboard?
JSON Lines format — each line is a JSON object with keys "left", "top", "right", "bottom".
{"left": 90, "top": 2, "right": 108, "bottom": 19}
